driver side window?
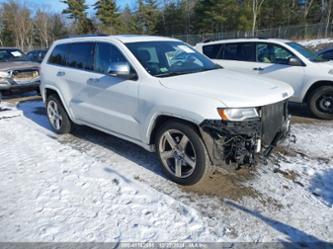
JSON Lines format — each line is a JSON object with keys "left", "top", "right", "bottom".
{"left": 257, "top": 43, "right": 296, "bottom": 65}
{"left": 95, "top": 42, "right": 128, "bottom": 74}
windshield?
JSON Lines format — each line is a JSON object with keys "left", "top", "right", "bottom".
{"left": 287, "top": 42, "right": 328, "bottom": 62}
{"left": 126, "top": 41, "right": 221, "bottom": 77}
{"left": 26, "top": 50, "right": 47, "bottom": 62}
{"left": 0, "top": 49, "right": 26, "bottom": 62}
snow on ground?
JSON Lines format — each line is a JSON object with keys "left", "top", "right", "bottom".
{"left": 290, "top": 122, "right": 333, "bottom": 159}
{"left": 299, "top": 38, "right": 333, "bottom": 50}
{"left": 0, "top": 102, "right": 213, "bottom": 242}
{"left": 0, "top": 99, "right": 332, "bottom": 244}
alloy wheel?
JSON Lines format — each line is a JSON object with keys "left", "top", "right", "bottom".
{"left": 158, "top": 129, "right": 197, "bottom": 178}
{"left": 317, "top": 93, "right": 333, "bottom": 114}
{"left": 47, "top": 100, "right": 63, "bottom": 130}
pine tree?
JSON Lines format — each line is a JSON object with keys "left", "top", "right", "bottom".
{"left": 119, "top": 4, "right": 138, "bottom": 34}
{"left": 194, "top": 0, "right": 251, "bottom": 33}
{"left": 62, "top": 0, "right": 95, "bottom": 34}
{"left": 136, "top": 0, "right": 160, "bottom": 34}
{"left": 94, "top": 0, "right": 120, "bottom": 34}
{"left": 62, "top": 0, "right": 88, "bottom": 20}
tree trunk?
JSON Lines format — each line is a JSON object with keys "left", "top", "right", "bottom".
{"left": 326, "top": 0, "right": 333, "bottom": 37}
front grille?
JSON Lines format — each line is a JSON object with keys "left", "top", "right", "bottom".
{"left": 12, "top": 69, "right": 39, "bottom": 83}
{"left": 261, "top": 101, "right": 287, "bottom": 145}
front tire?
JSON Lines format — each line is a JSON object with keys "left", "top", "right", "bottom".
{"left": 46, "top": 95, "right": 72, "bottom": 134}
{"left": 308, "top": 86, "right": 333, "bottom": 120}
{"left": 155, "top": 121, "right": 212, "bottom": 186}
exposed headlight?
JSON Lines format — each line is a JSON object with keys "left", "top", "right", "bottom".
{"left": 0, "top": 71, "right": 10, "bottom": 78}
{"left": 0, "top": 71, "right": 10, "bottom": 85}
{"left": 217, "top": 108, "right": 259, "bottom": 121}
{"left": 329, "top": 69, "right": 333, "bottom": 75}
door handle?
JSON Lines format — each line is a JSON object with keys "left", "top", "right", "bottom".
{"left": 253, "top": 67, "right": 264, "bottom": 71}
{"left": 56, "top": 71, "right": 65, "bottom": 77}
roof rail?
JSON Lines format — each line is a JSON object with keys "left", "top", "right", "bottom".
{"left": 66, "top": 34, "right": 109, "bottom": 38}
{"left": 257, "top": 36, "right": 269, "bottom": 39}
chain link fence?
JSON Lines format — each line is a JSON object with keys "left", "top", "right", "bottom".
{"left": 173, "top": 23, "right": 333, "bottom": 45}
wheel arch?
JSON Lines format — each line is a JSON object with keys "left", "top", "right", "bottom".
{"left": 148, "top": 114, "right": 216, "bottom": 170}
{"left": 303, "top": 80, "right": 333, "bottom": 103}
{"left": 148, "top": 115, "right": 202, "bottom": 145}
{"left": 44, "top": 86, "right": 75, "bottom": 122}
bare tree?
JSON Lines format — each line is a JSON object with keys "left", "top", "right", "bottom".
{"left": 303, "top": 0, "right": 315, "bottom": 22}
{"left": 324, "top": 0, "right": 333, "bottom": 36}
{"left": 2, "top": 0, "right": 33, "bottom": 51}
{"left": 34, "top": 10, "right": 51, "bottom": 48}
{"left": 251, "top": 0, "right": 265, "bottom": 36}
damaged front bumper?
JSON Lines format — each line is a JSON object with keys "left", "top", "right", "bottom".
{"left": 199, "top": 101, "right": 291, "bottom": 168}
{"left": 0, "top": 69, "right": 40, "bottom": 92}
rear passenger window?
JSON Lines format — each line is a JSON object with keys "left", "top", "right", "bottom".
{"left": 224, "top": 44, "right": 238, "bottom": 60}
{"left": 223, "top": 43, "right": 256, "bottom": 62}
{"left": 202, "top": 44, "right": 223, "bottom": 59}
{"left": 48, "top": 44, "right": 70, "bottom": 66}
{"left": 95, "top": 43, "right": 128, "bottom": 74}
{"left": 67, "top": 42, "right": 95, "bottom": 71}
{"left": 238, "top": 43, "right": 256, "bottom": 61}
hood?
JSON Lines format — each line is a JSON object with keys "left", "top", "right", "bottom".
{"left": 159, "top": 69, "right": 294, "bottom": 108}
{"left": 0, "top": 61, "right": 40, "bottom": 71}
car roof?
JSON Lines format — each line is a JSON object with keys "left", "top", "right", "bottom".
{"left": 113, "top": 35, "right": 179, "bottom": 43}
{"left": 0, "top": 47, "right": 22, "bottom": 50}
{"left": 27, "top": 49, "right": 47, "bottom": 53}
{"left": 197, "top": 38, "right": 291, "bottom": 46}
{"left": 54, "top": 34, "right": 180, "bottom": 45}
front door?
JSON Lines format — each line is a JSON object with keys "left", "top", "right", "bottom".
{"left": 76, "top": 42, "right": 140, "bottom": 140}
{"left": 253, "top": 43, "right": 305, "bottom": 101}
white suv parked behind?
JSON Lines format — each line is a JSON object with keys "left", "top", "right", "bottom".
{"left": 196, "top": 38, "right": 333, "bottom": 119}
{"left": 40, "top": 35, "right": 293, "bottom": 185}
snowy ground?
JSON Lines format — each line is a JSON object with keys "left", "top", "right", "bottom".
{"left": 299, "top": 38, "right": 333, "bottom": 51}
{"left": 0, "top": 97, "right": 332, "bottom": 245}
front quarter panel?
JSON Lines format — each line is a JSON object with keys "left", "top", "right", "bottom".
{"left": 299, "top": 64, "right": 333, "bottom": 102}
{"left": 138, "top": 78, "right": 224, "bottom": 144}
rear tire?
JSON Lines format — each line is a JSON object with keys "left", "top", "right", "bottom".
{"left": 155, "top": 121, "right": 212, "bottom": 186}
{"left": 46, "top": 94, "right": 72, "bottom": 134}
{"left": 308, "top": 86, "right": 333, "bottom": 120}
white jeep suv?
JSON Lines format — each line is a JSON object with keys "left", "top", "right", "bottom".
{"left": 196, "top": 38, "right": 333, "bottom": 119}
{"left": 40, "top": 35, "right": 293, "bottom": 185}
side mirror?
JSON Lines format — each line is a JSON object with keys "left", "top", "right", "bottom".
{"left": 108, "top": 62, "right": 136, "bottom": 79}
{"left": 288, "top": 57, "right": 302, "bottom": 66}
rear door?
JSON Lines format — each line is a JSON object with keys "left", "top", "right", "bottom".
{"left": 45, "top": 43, "right": 72, "bottom": 107}
{"left": 204, "top": 42, "right": 258, "bottom": 75}
{"left": 60, "top": 42, "right": 97, "bottom": 120}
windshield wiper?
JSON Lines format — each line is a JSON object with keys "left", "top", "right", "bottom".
{"left": 155, "top": 71, "right": 194, "bottom": 78}
{"left": 155, "top": 67, "right": 222, "bottom": 78}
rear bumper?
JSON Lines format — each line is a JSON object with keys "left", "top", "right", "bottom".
{"left": 199, "top": 102, "right": 290, "bottom": 168}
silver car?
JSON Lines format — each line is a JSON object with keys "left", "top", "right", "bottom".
{"left": 0, "top": 48, "right": 40, "bottom": 95}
